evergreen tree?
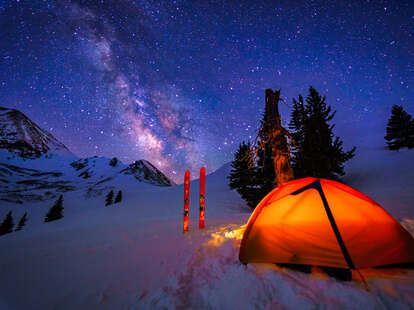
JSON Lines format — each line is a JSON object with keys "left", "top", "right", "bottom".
{"left": 0, "top": 211, "right": 14, "bottom": 236}
{"left": 228, "top": 141, "right": 264, "bottom": 208}
{"left": 229, "top": 89, "right": 294, "bottom": 209}
{"left": 45, "top": 195, "right": 64, "bottom": 222}
{"left": 289, "top": 86, "right": 356, "bottom": 180}
{"left": 290, "top": 94, "right": 306, "bottom": 154}
{"left": 114, "top": 190, "right": 122, "bottom": 203}
{"left": 109, "top": 157, "right": 118, "bottom": 167}
{"left": 105, "top": 190, "right": 114, "bottom": 206}
{"left": 384, "top": 105, "right": 414, "bottom": 150}
{"left": 256, "top": 141, "right": 276, "bottom": 196}
{"left": 289, "top": 94, "right": 307, "bottom": 176}
{"left": 15, "top": 212, "right": 27, "bottom": 231}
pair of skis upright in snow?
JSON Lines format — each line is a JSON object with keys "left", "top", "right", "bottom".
{"left": 183, "top": 168, "right": 205, "bottom": 233}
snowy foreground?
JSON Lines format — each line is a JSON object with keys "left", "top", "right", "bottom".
{"left": 1, "top": 149, "right": 414, "bottom": 309}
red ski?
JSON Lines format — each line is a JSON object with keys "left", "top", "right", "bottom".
{"left": 183, "top": 170, "right": 190, "bottom": 233}
{"left": 199, "top": 167, "right": 205, "bottom": 229}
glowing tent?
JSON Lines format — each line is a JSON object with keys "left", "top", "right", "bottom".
{"left": 239, "top": 178, "right": 414, "bottom": 269}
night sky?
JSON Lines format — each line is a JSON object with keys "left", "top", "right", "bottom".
{"left": 0, "top": 0, "right": 413, "bottom": 182}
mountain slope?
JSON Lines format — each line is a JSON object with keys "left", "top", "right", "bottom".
{"left": 121, "top": 160, "right": 174, "bottom": 186}
{"left": 0, "top": 155, "right": 174, "bottom": 204}
{"left": 0, "top": 107, "right": 71, "bottom": 157}
{"left": 344, "top": 146, "right": 414, "bottom": 218}
{"left": 0, "top": 107, "right": 174, "bottom": 203}
{"left": 0, "top": 155, "right": 413, "bottom": 309}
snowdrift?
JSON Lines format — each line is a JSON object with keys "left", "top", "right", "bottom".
{"left": 0, "top": 147, "right": 413, "bottom": 309}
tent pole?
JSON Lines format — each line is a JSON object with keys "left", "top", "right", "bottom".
{"left": 291, "top": 180, "right": 356, "bottom": 270}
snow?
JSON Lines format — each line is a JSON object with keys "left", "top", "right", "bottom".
{"left": 0, "top": 107, "right": 72, "bottom": 156}
{"left": 0, "top": 146, "right": 414, "bottom": 309}
{"left": 0, "top": 152, "right": 173, "bottom": 204}
{"left": 344, "top": 144, "right": 414, "bottom": 219}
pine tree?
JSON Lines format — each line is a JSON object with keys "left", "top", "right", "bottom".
{"left": 105, "top": 190, "right": 114, "bottom": 206}
{"left": 290, "top": 94, "right": 306, "bottom": 154}
{"left": 229, "top": 141, "right": 252, "bottom": 191}
{"left": 228, "top": 141, "right": 264, "bottom": 208}
{"left": 289, "top": 86, "right": 356, "bottom": 180}
{"left": 109, "top": 157, "right": 118, "bottom": 167}
{"left": 15, "top": 212, "right": 28, "bottom": 231}
{"left": 45, "top": 195, "right": 64, "bottom": 222}
{"left": 0, "top": 211, "right": 14, "bottom": 236}
{"left": 384, "top": 105, "right": 414, "bottom": 150}
{"left": 114, "top": 190, "right": 122, "bottom": 203}
{"left": 256, "top": 142, "right": 275, "bottom": 197}
{"left": 229, "top": 89, "right": 294, "bottom": 208}
{"left": 289, "top": 94, "right": 308, "bottom": 176}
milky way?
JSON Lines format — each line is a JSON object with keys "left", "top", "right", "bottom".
{"left": 0, "top": 0, "right": 413, "bottom": 182}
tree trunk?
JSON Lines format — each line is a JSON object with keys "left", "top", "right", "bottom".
{"left": 265, "top": 89, "right": 294, "bottom": 185}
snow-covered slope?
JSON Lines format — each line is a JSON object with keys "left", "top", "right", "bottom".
{"left": 0, "top": 153, "right": 413, "bottom": 309}
{"left": 0, "top": 107, "right": 174, "bottom": 203}
{"left": 0, "top": 114, "right": 414, "bottom": 309}
{"left": 0, "top": 107, "right": 71, "bottom": 157}
{"left": 344, "top": 146, "right": 414, "bottom": 218}
{"left": 0, "top": 155, "right": 173, "bottom": 204}
{"left": 120, "top": 159, "right": 174, "bottom": 186}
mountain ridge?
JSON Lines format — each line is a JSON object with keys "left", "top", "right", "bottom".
{"left": 0, "top": 107, "right": 174, "bottom": 203}
{"left": 0, "top": 107, "right": 71, "bottom": 157}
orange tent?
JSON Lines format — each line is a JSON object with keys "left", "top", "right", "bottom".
{"left": 239, "top": 178, "right": 414, "bottom": 269}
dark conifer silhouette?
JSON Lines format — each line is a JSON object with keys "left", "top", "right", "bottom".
{"left": 105, "top": 190, "right": 114, "bottom": 206}
{"left": 384, "top": 105, "right": 414, "bottom": 150}
{"left": 229, "top": 141, "right": 253, "bottom": 191}
{"left": 255, "top": 142, "right": 276, "bottom": 198}
{"left": 229, "top": 89, "right": 294, "bottom": 208}
{"left": 45, "top": 195, "right": 64, "bottom": 222}
{"left": 289, "top": 87, "right": 356, "bottom": 180}
{"left": 0, "top": 211, "right": 14, "bottom": 236}
{"left": 15, "top": 212, "right": 28, "bottom": 231}
{"left": 228, "top": 141, "right": 264, "bottom": 208}
{"left": 114, "top": 190, "right": 122, "bottom": 203}
{"left": 109, "top": 157, "right": 118, "bottom": 167}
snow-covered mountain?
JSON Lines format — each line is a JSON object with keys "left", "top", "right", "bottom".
{"left": 1, "top": 107, "right": 413, "bottom": 310}
{"left": 120, "top": 159, "right": 173, "bottom": 186}
{"left": 0, "top": 147, "right": 413, "bottom": 310}
{"left": 0, "top": 107, "right": 173, "bottom": 204}
{"left": 0, "top": 107, "right": 71, "bottom": 157}
{"left": 0, "top": 155, "right": 174, "bottom": 204}
{"left": 70, "top": 156, "right": 173, "bottom": 187}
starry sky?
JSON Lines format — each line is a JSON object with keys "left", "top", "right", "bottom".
{"left": 0, "top": 0, "right": 413, "bottom": 182}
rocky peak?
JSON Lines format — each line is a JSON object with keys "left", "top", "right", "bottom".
{"left": 0, "top": 107, "right": 71, "bottom": 158}
{"left": 121, "top": 160, "right": 174, "bottom": 186}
